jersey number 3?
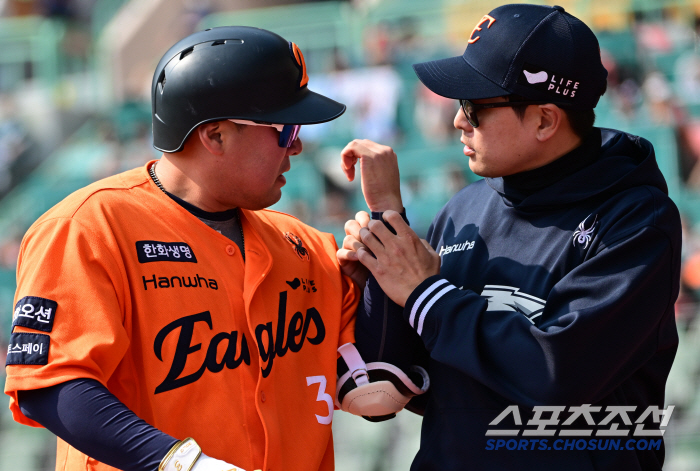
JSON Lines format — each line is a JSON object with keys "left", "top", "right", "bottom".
{"left": 306, "top": 375, "right": 333, "bottom": 425}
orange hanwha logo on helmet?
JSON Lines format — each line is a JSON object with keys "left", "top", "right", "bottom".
{"left": 290, "top": 42, "right": 309, "bottom": 88}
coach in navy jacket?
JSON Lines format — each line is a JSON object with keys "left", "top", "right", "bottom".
{"left": 337, "top": 4, "right": 681, "bottom": 470}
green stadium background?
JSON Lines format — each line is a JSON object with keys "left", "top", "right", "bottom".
{"left": 1, "top": 0, "right": 700, "bottom": 469}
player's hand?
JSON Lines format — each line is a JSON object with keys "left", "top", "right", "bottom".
{"left": 160, "top": 438, "right": 247, "bottom": 471}
{"left": 337, "top": 211, "right": 371, "bottom": 288}
{"left": 340, "top": 139, "right": 403, "bottom": 212}
{"left": 191, "top": 455, "right": 245, "bottom": 471}
{"left": 356, "top": 210, "right": 440, "bottom": 307}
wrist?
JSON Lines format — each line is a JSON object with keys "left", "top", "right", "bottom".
{"left": 367, "top": 197, "right": 403, "bottom": 213}
{"left": 159, "top": 438, "right": 201, "bottom": 471}
{"left": 403, "top": 275, "right": 448, "bottom": 324}
{"left": 159, "top": 438, "right": 246, "bottom": 471}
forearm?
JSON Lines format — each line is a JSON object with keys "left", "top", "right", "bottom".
{"left": 18, "top": 378, "right": 178, "bottom": 471}
{"left": 355, "top": 274, "right": 429, "bottom": 373}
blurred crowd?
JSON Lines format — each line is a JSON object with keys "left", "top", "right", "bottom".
{"left": 598, "top": 10, "right": 700, "bottom": 188}
{"left": 2, "top": 0, "right": 700, "bottom": 469}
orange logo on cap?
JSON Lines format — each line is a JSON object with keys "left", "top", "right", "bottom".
{"left": 291, "top": 42, "right": 309, "bottom": 88}
{"left": 468, "top": 14, "right": 496, "bottom": 44}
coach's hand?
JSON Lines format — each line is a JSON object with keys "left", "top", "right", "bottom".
{"left": 356, "top": 210, "right": 440, "bottom": 307}
{"left": 337, "top": 211, "right": 371, "bottom": 288}
{"left": 340, "top": 139, "right": 403, "bottom": 212}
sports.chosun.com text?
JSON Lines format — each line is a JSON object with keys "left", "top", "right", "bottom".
{"left": 485, "top": 438, "right": 662, "bottom": 451}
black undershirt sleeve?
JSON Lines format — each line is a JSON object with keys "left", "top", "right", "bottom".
{"left": 18, "top": 378, "right": 179, "bottom": 471}
{"left": 357, "top": 209, "right": 430, "bottom": 416}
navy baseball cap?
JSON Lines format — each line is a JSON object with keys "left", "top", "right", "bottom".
{"left": 413, "top": 4, "right": 608, "bottom": 110}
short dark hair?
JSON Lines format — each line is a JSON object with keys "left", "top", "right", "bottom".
{"left": 507, "top": 85, "right": 607, "bottom": 138}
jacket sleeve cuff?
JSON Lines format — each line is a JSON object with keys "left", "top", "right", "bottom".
{"left": 403, "top": 275, "right": 459, "bottom": 339}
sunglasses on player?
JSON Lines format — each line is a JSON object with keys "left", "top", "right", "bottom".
{"left": 228, "top": 119, "right": 301, "bottom": 148}
{"left": 458, "top": 99, "right": 548, "bottom": 128}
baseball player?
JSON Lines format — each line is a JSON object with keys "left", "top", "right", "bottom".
{"left": 2, "top": 26, "right": 419, "bottom": 471}
{"left": 338, "top": 4, "right": 682, "bottom": 470}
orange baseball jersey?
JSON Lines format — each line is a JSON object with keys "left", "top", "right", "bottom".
{"left": 5, "top": 161, "right": 358, "bottom": 471}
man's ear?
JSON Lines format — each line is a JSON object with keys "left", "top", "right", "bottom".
{"left": 534, "top": 104, "right": 563, "bottom": 142}
{"left": 197, "top": 122, "right": 224, "bottom": 154}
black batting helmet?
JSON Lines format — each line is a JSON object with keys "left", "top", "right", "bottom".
{"left": 151, "top": 26, "right": 346, "bottom": 152}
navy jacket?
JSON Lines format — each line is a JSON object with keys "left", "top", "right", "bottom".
{"left": 357, "top": 128, "right": 681, "bottom": 470}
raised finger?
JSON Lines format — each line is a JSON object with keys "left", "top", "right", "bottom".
{"left": 382, "top": 210, "right": 415, "bottom": 238}
{"left": 359, "top": 226, "right": 384, "bottom": 254}
{"left": 366, "top": 218, "right": 396, "bottom": 245}
{"left": 337, "top": 247, "right": 359, "bottom": 263}
{"left": 342, "top": 234, "right": 365, "bottom": 252}
{"left": 356, "top": 246, "right": 379, "bottom": 271}
{"left": 340, "top": 140, "right": 365, "bottom": 181}
{"left": 355, "top": 210, "right": 370, "bottom": 228}
{"left": 344, "top": 218, "right": 362, "bottom": 238}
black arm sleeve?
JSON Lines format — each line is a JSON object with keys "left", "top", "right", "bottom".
{"left": 353, "top": 210, "right": 431, "bottom": 415}
{"left": 18, "top": 378, "right": 179, "bottom": 471}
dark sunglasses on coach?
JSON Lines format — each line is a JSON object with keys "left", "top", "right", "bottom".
{"left": 458, "top": 99, "right": 548, "bottom": 128}
{"left": 228, "top": 119, "right": 302, "bottom": 148}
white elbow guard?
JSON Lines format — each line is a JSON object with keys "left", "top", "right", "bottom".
{"left": 159, "top": 438, "right": 248, "bottom": 471}
{"left": 335, "top": 343, "right": 429, "bottom": 422}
